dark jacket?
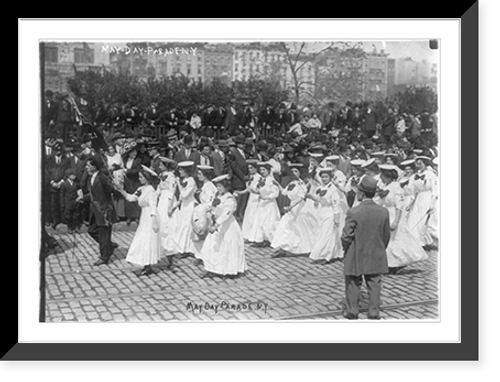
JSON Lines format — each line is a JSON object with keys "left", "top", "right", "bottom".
{"left": 229, "top": 148, "right": 248, "bottom": 191}
{"left": 341, "top": 199, "right": 391, "bottom": 276}
{"left": 47, "top": 155, "right": 71, "bottom": 187}
{"left": 60, "top": 179, "right": 80, "bottom": 211}
{"left": 364, "top": 110, "right": 377, "bottom": 132}
{"left": 83, "top": 171, "right": 118, "bottom": 226}
{"left": 174, "top": 148, "right": 201, "bottom": 164}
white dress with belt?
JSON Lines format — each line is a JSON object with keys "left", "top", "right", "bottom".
{"left": 192, "top": 181, "right": 217, "bottom": 259}
{"left": 174, "top": 176, "right": 197, "bottom": 254}
{"left": 242, "top": 173, "right": 263, "bottom": 241}
{"left": 406, "top": 168, "right": 438, "bottom": 246}
{"left": 201, "top": 192, "right": 247, "bottom": 275}
{"left": 123, "top": 185, "right": 161, "bottom": 267}
{"left": 271, "top": 179, "right": 317, "bottom": 254}
{"left": 309, "top": 182, "right": 347, "bottom": 261}
{"left": 246, "top": 175, "right": 281, "bottom": 243}
{"left": 156, "top": 171, "right": 179, "bottom": 256}
{"left": 375, "top": 181, "right": 428, "bottom": 267}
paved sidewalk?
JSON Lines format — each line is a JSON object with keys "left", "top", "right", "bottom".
{"left": 43, "top": 228, "right": 439, "bottom": 322}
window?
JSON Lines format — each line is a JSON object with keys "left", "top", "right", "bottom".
{"left": 198, "top": 66, "right": 202, "bottom": 75}
{"left": 235, "top": 64, "right": 239, "bottom": 72}
{"left": 74, "top": 47, "right": 94, "bottom": 64}
{"left": 45, "top": 46, "right": 58, "bottom": 63}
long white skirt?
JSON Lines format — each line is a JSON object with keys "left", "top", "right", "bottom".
{"left": 309, "top": 213, "right": 344, "bottom": 261}
{"left": 174, "top": 200, "right": 196, "bottom": 254}
{"left": 157, "top": 191, "right": 179, "bottom": 256}
{"left": 242, "top": 193, "right": 260, "bottom": 241}
{"left": 271, "top": 201, "right": 317, "bottom": 254}
{"left": 246, "top": 199, "right": 280, "bottom": 243}
{"left": 386, "top": 223, "right": 429, "bottom": 267}
{"left": 201, "top": 215, "right": 247, "bottom": 275}
{"left": 125, "top": 206, "right": 161, "bottom": 267}
{"left": 406, "top": 191, "right": 434, "bottom": 246}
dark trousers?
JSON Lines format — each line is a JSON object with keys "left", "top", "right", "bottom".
{"left": 50, "top": 189, "right": 62, "bottom": 226}
{"left": 87, "top": 216, "right": 113, "bottom": 261}
{"left": 235, "top": 192, "right": 249, "bottom": 225}
{"left": 344, "top": 274, "right": 383, "bottom": 317}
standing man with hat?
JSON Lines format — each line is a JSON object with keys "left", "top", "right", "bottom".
{"left": 82, "top": 156, "right": 120, "bottom": 266}
{"left": 47, "top": 142, "right": 71, "bottom": 229}
{"left": 341, "top": 176, "right": 391, "bottom": 320}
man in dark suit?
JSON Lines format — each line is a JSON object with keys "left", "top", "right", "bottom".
{"left": 82, "top": 157, "right": 119, "bottom": 266}
{"left": 381, "top": 108, "right": 397, "bottom": 143}
{"left": 341, "top": 176, "right": 391, "bottom": 320}
{"left": 47, "top": 143, "right": 71, "bottom": 229}
{"left": 59, "top": 168, "right": 82, "bottom": 232}
{"left": 196, "top": 140, "right": 215, "bottom": 168}
{"left": 174, "top": 135, "right": 201, "bottom": 164}
{"left": 229, "top": 135, "right": 249, "bottom": 223}
{"left": 363, "top": 104, "right": 378, "bottom": 138}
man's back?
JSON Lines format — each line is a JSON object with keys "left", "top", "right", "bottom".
{"left": 342, "top": 200, "right": 391, "bottom": 276}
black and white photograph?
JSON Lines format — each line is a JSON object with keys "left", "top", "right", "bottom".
{"left": 38, "top": 38, "right": 441, "bottom": 323}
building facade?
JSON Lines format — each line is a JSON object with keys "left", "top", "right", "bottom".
{"left": 362, "top": 51, "right": 389, "bottom": 100}
{"left": 43, "top": 42, "right": 111, "bottom": 93}
{"left": 204, "top": 43, "right": 233, "bottom": 85}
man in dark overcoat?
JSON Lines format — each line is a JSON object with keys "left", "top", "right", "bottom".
{"left": 341, "top": 176, "right": 391, "bottom": 320}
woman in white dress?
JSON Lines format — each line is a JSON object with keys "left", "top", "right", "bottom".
{"left": 234, "top": 159, "right": 262, "bottom": 243}
{"left": 405, "top": 156, "right": 439, "bottom": 249}
{"left": 270, "top": 164, "right": 318, "bottom": 257}
{"left": 200, "top": 175, "right": 247, "bottom": 279}
{"left": 192, "top": 165, "right": 217, "bottom": 262}
{"left": 301, "top": 153, "right": 324, "bottom": 228}
{"left": 376, "top": 165, "right": 428, "bottom": 273}
{"left": 345, "top": 159, "right": 365, "bottom": 208}
{"left": 171, "top": 161, "right": 198, "bottom": 256}
{"left": 114, "top": 166, "right": 161, "bottom": 277}
{"left": 248, "top": 162, "right": 281, "bottom": 247}
{"left": 307, "top": 168, "right": 347, "bottom": 264}
{"left": 156, "top": 157, "right": 180, "bottom": 269}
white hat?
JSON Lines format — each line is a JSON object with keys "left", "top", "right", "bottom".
{"left": 400, "top": 159, "right": 415, "bottom": 167}
{"left": 197, "top": 165, "right": 214, "bottom": 171}
{"left": 309, "top": 153, "right": 324, "bottom": 158}
{"left": 178, "top": 161, "right": 195, "bottom": 168}
{"left": 212, "top": 174, "right": 230, "bottom": 183}
{"left": 159, "top": 156, "right": 175, "bottom": 164}
{"left": 361, "top": 158, "right": 376, "bottom": 168}
{"left": 432, "top": 157, "right": 439, "bottom": 166}
{"left": 350, "top": 159, "right": 365, "bottom": 167}
{"left": 379, "top": 164, "right": 399, "bottom": 171}
{"left": 318, "top": 167, "right": 335, "bottom": 175}
{"left": 325, "top": 155, "right": 340, "bottom": 161}
{"left": 141, "top": 165, "right": 158, "bottom": 177}
{"left": 415, "top": 156, "right": 432, "bottom": 163}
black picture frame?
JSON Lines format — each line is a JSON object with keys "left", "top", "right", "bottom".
{"left": 9, "top": 10, "right": 478, "bottom": 361}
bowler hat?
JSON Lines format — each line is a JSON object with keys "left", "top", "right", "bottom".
{"left": 357, "top": 176, "right": 378, "bottom": 194}
{"left": 234, "top": 135, "right": 246, "bottom": 145}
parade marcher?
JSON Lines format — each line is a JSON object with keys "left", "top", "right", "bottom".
{"left": 307, "top": 167, "right": 347, "bottom": 264}
{"left": 375, "top": 165, "right": 428, "bottom": 274}
{"left": 82, "top": 156, "right": 119, "bottom": 266}
{"left": 115, "top": 166, "right": 161, "bottom": 277}
{"left": 345, "top": 159, "right": 365, "bottom": 208}
{"left": 361, "top": 158, "right": 382, "bottom": 185}
{"left": 233, "top": 159, "right": 262, "bottom": 243}
{"left": 192, "top": 165, "right": 217, "bottom": 262}
{"left": 341, "top": 176, "right": 391, "bottom": 320}
{"left": 156, "top": 157, "right": 180, "bottom": 269}
{"left": 200, "top": 174, "right": 247, "bottom": 279}
{"left": 271, "top": 164, "right": 317, "bottom": 257}
{"left": 247, "top": 162, "right": 281, "bottom": 247}
{"left": 405, "top": 156, "right": 438, "bottom": 249}
{"left": 171, "top": 161, "right": 198, "bottom": 257}
{"left": 122, "top": 142, "right": 142, "bottom": 225}
{"left": 325, "top": 155, "right": 348, "bottom": 194}
{"left": 59, "top": 168, "right": 83, "bottom": 233}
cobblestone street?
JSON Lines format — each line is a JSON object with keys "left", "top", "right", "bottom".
{"left": 43, "top": 224, "right": 439, "bottom": 322}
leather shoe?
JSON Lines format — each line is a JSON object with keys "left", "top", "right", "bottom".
{"left": 111, "top": 242, "right": 119, "bottom": 250}
{"left": 367, "top": 315, "right": 381, "bottom": 320}
{"left": 94, "top": 259, "right": 108, "bottom": 266}
{"left": 342, "top": 311, "right": 359, "bottom": 320}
